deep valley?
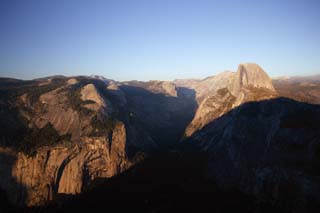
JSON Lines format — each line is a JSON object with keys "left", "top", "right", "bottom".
{"left": 1, "top": 63, "right": 320, "bottom": 212}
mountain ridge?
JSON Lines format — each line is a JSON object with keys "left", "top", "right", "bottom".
{"left": 1, "top": 63, "right": 320, "bottom": 212}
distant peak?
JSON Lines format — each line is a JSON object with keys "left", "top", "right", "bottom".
{"left": 89, "top": 75, "right": 115, "bottom": 83}
{"left": 239, "top": 62, "right": 260, "bottom": 67}
{"left": 237, "top": 63, "right": 267, "bottom": 75}
{"left": 231, "top": 63, "right": 275, "bottom": 95}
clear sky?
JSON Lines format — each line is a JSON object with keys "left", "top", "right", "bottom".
{"left": 0, "top": 0, "right": 319, "bottom": 81}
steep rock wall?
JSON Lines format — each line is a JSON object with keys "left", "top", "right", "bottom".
{"left": 0, "top": 121, "right": 131, "bottom": 206}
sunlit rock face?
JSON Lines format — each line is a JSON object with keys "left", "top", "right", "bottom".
{"left": 182, "top": 63, "right": 277, "bottom": 137}
{"left": 0, "top": 123, "right": 129, "bottom": 206}
{"left": 0, "top": 77, "right": 157, "bottom": 206}
{"left": 124, "top": 80, "right": 178, "bottom": 97}
{"left": 175, "top": 71, "right": 235, "bottom": 101}
{"left": 80, "top": 83, "right": 107, "bottom": 109}
{"left": 230, "top": 63, "right": 275, "bottom": 96}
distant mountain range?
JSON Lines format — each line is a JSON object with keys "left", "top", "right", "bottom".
{"left": 1, "top": 63, "right": 320, "bottom": 212}
{"left": 273, "top": 74, "right": 320, "bottom": 82}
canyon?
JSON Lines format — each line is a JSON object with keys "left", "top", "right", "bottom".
{"left": 0, "top": 63, "right": 320, "bottom": 212}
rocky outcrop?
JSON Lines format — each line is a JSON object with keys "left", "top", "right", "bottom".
{"left": 81, "top": 83, "right": 108, "bottom": 111}
{"left": 183, "top": 63, "right": 277, "bottom": 136}
{"left": 67, "top": 78, "right": 78, "bottom": 85}
{"left": 124, "top": 80, "right": 178, "bottom": 97}
{"left": 230, "top": 63, "right": 275, "bottom": 96}
{"left": 35, "top": 88, "right": 81, "bottom": 137}
{"left": 0, "top": 77, "right": 155, "bottom": 206}
{"left": 159, "top": 81, "right": 178, "bottom": 97}
{"left": 184, "top": 88, "right": 235, "bottom": 137}
{"left": 0, "top": 121, "right": 131, "bottom": 206}
{"left": 175, "top": 71, "right": 235, "bottom": 101}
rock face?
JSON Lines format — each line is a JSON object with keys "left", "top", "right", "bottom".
{"left": 175, "top": 71, "right": 235, "bottom": 101}
{"left": 67, "top": 78, "right": 78, "bottom": 85}
{"left": 184, "top": 88, "right": 236, "bottom": 137}
{"left": 34, "top": 88, "right": 81, "bottom": 138}
{"left": 80, "top": 84, "right": 107, "bottom": 109}
{"left": 0, "top": 122, "right": 129, "bottom": 206}
{"left": 230, "top": 63, "right": 275, "bottom": 96}
{"left": 182, "top": 63, "right": 277, "bottom": 137}
{"left": 0, "top": 77, "right": 156, "bottom": 206}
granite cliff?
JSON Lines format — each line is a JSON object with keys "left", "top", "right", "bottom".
{"left": 0, "top": 63, "right": 320, "bottom": 212}
{"left": 178, "top": 63, "right": 277, "bottom": 137}
{"left": 0, "top": 77, "right": 157, "bottom": 206}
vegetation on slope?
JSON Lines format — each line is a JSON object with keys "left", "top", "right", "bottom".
{"left": 17, "top": 123, "right": 71, "bottom": 156}
{"left": 67, "top": 84, "right": 95, "bottom": 116}
{"left": 90, "top": 114, "right": 116, "bottom": 137}
{"left": 0, "top": 78, "right": 66, "bottom": 104}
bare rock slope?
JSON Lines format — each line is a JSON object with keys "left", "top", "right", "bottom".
{"left": 0, "top": 77, "right": 156, "bottom": 206}
{"left": 0, "top": 76, "right": 193, "bottom": 206}
{"left": 182, "top": 63, "right": 277, "bottom": 137}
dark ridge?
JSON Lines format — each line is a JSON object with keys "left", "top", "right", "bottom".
{"left": 33, "top": 75, "right": 67, "bottom": 81}
{"left": 16, "top": 123, "right": 71, "bottom": 156}
{"left": 20, "top": 151, "right": 256, "bottom": 213}
{"left": 120, "top": 84, "right": 197, "bottom": 150}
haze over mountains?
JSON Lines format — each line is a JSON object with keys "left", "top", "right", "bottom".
{"left": 0, "top": 63, "right": 320, "bottom": 212}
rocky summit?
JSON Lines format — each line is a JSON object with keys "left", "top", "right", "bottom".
{"left": 180, "top": 63, "right": 277, "bottom": 137}
{"left": 0, "top": 63, "right": 320, "bottom": 212}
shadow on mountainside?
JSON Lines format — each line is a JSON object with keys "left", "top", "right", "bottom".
{"left": 184, "top": 97, "right": 320, "bottom": 212}
{"left": 18, "top": 97, "right": 320, "bottom": 213}
{"left": 21, "top": 151, "right": 255, "bottom": 213}
{"left": 120, "top": 84, "right": 197, "bottom": 151}
{"left": 0, "top": 79, "right": 199, "bottom": 211}
{"left": 0, "top": 152, "right": 28, "bottom": 212}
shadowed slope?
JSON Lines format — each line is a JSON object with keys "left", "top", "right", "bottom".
{"left": 19, "top": 98, "right": 320, "bottom": 213}
{"left": 187, "top": 97, "right": 320, "bottom": 212}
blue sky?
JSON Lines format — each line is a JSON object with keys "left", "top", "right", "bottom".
{"left": 0, "top": 0, "right": 319, "bottom": 81}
